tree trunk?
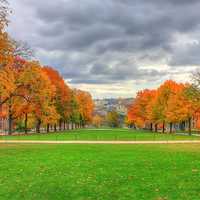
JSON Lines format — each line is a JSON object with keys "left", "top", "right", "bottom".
{"left": 155, "top": 124, "right": 158, "bottom": 132}
{"left": 183, "top": 121, "right": 186, "bottom": 131}
{"left": 63, "top": 121, "right": 66, "bottom": 130}
{"left": 150, "top": 123, "right": 153, "bottom": 132}
{"left": 24, "top": 113, "right": 28, "bottom": 134}
{"left": 36, "top": 119, "right": 41, "bottom": 133}
{"left": 54, "top": 124, "right": 57, "bottom": 132}
{"left": 8, "top": 100, "right": 12, "bottom": 135}
{"left": 47, "top": 124, "right": 50, "bottom": 133}
{"left": 8, "top": 114, "right": 12, "bottom": 135}
{"left": 170, "top": 122, "right": 173, "bottom": 134}
{"left": 59, "top": 119, "right": 62, "bottom": 131}
{"left": 162, "top": 121, "right": 165, "bottom": 133}
{"left": 67, "top": 123, "right": 69, "bottom": 130}
{"left": 188, "top": 117, "right": 192, "bottom": 136}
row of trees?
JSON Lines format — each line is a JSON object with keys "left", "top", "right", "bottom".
{"left": 127, "top": 80, "right": 200, "bottom": 135}
{"left": 0, "top": 0, "right": 94, "bottom": 135}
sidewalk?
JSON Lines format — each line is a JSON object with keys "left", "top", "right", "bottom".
{"left": 1, "top": 140, "right": 200, "bottom": 144}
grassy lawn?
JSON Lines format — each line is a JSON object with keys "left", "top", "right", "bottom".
{"left": 0, "top": 128, "right": 200, "bottom": 141}
{"left": 0, "top": 143, "right": 200, "bottom": 200}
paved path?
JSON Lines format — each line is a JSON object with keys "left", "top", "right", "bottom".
{"left": 1, "top": 140, "right": 200, "bottom": 144}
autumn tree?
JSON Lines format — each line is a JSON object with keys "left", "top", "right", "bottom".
{"left": 106, "top": 110, "right": 120, "bottom": 128}
{"left": 0, "top": 58, "right": 60, "bottom": 134}
{"left": 127, "top": 79, "right": 200, "bottom": 135}
{"left": 165, "top": 84, "right": 196, "bottom": 135}
{"left": 151, "top": 80, "right": 181, "bottom": 133}
{"left": 75, "top": 89, "right": 94, "bottom": 128}
{"left": 128, "top": 89, "right": 156, "bottom": 130}
{"left": 165, "top": 83, "right": 185, "bottom": 133}
{"left": 184, "top": 72, "right": 200, "bottom": 134}
{"left": 186, "top": 71, "right": 200, "bottom": 104}
{"left": 0, "top": 57, "right": 27, "bottom": 134}
{"left": 43, "top": 67, "right": 71, "bottom": 132}
{"left": 93, "top": 115, "right": 103, "bottom": 128}
{"left": 69, "top": 90, "right": 80, "bottom": 129}
{"left": 20, "top": 62, "right": 59, "bottom": 133}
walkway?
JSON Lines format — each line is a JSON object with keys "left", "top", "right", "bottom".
{"left": 1, "top": 140, "right": 200, "bottom": 144}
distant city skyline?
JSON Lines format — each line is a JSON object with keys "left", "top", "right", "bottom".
{"left": 8, "top": 0, "right": 200, "bottom": 98}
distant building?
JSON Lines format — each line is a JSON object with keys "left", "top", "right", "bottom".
{"left": 116, "top": 104, "right": 127, "bottom": 114}
{"left": 94, "top": 97, "right": 134, "bottom": 118}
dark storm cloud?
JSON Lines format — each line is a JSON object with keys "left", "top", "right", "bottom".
{"left": 169, "top": 42, "right": 200, "bottom": 66}
{"left": 32, "top": 0, "right": 200, "bottom": 63}
{"left": 68, "top": 59, "right": 166, "bottom": 84}
{"left": 8, "top": 0, "right": 200, "bottom": 91}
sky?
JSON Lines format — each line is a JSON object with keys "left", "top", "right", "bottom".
{"left": 7, "top": 0, "right": 200, "bottom": 99}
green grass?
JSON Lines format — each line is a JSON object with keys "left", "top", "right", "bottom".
{"left": 1, "top": 143, "right": 200, "bottom": 199}
{"left": 0, "top": 128, "right": 200, "bottom": 141}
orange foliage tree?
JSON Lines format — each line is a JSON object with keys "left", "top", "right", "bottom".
{"left": 0, "top": 59, "right": 94, "bottom": 134}
{"left": 18, "top": 61, "right": 59, "bottom": 133}
{"left": 43, "top": 67, "right": 71, "bottom": 131}
{"left": 165, "top": 83, "right": 197, "bottom": 134}
{"left": 128, "top": 89, "right": 156, "bottom": 129}
{"left": 92, "top": 115, "right": 103, "bottom": 128}
{"left": 128, "top": 80, "right": 200, "bottom": 135}
{"left": 75, "top": 89, "right": 94, "bottom": 128}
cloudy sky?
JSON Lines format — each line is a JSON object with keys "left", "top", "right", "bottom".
{"left": 7, "top": 0, "right": 200, "bottom": 99}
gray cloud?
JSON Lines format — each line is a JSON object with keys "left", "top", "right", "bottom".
{"left": 7, "top": 0, "right": 200, "bottom": 97}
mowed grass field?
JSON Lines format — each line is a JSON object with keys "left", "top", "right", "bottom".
{"left": 1, "top": 143, "right": 200, "bottom": 200}
{"left": 0, "top": 129, "right": 199, "bottom": 141}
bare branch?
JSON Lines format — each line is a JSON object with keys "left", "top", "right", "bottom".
{"left": 0, "top": 0, "right": 9, "bottom": 29}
